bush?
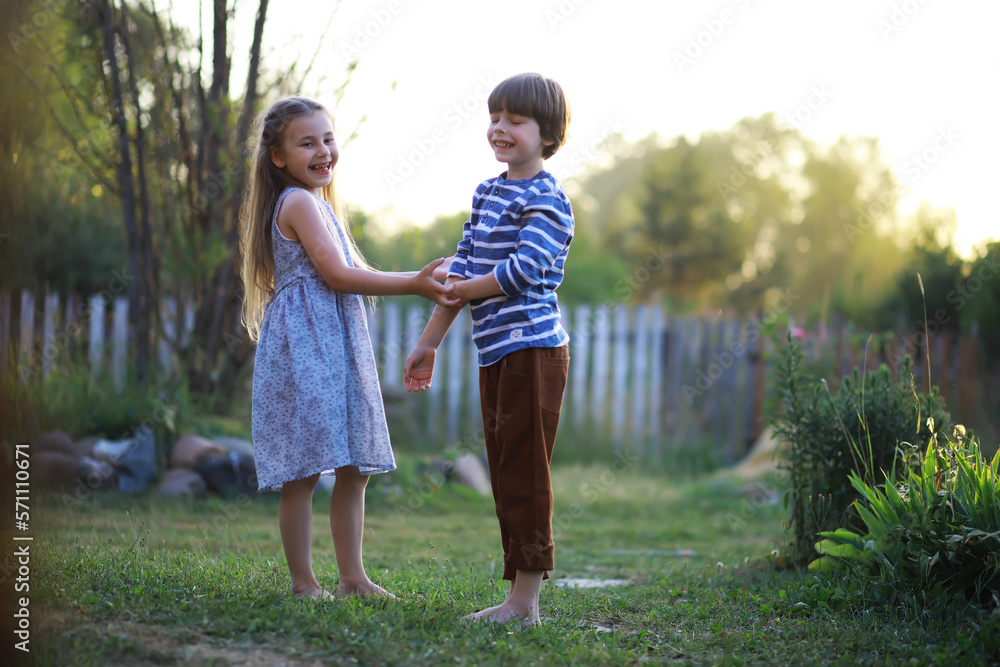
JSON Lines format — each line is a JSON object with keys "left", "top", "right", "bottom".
{"left": 771, "top": 333, "right": 951, "bottom": 566}
{"left": 1, "top": 353, "right": 193, "bottom": 469}
{"left": 811, "top": 428, "right": 1000, "bottom": 606}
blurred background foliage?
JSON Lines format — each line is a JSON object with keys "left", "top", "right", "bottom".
{"left": 1, "top": 0, "right": 997, "bottom": 414}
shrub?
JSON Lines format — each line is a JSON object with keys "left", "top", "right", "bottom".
{"left": 811, "top": 428, "right": 1000, "bottom": 606}
{"left": 771, "top": 333, "right": 951, "bottom": 566}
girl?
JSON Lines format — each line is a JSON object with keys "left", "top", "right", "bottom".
{"left": 239, "top": 97, "right": 457, "bottom": 599}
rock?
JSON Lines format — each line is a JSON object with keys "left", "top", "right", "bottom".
{"left": 428, "top": 456, "right": 454, "bottom": 477}
{"left": 196, "top": 451, "right": 258, "bottom": 497}
{"left": 34, "top": 451, "right": 78, "bottom": 490}
{"left": 92, "top": 426, "right": 159, "bottom": 494}
{"left": 74, "top": 435, "right": 101, "bottom": 460}
{"left": 92, "top": 439, "right": 132, "bottom": 465}
{"left": 77, "top": 456, "right": 118, "bottom": 492}
{"left": 33, "top": 430, "right": 77, "bottom": 459}
{"left": 157, "top": 468, "right": 207, "bottom": 499}
{"left": 453, "top": 453, "right": 491, "bottom": 496}
{"left": 114, "top": 426, "right": 160, "bottom": 494}
{"left": 212, "top": 436, "right": 255, "bottom": 459}
{"left": 728, "top": 426, "right": 787, "bottom": 480}
{"left": 170, "top": 434, "right": 228, "bottom": 469}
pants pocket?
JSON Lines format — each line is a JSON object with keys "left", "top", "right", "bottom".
{"left": 540, "top": 353, "right": 570, "bottom": 415}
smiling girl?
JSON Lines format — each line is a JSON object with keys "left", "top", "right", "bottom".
{"left": 239, "top": 97, "right": 458, "bottom": 599}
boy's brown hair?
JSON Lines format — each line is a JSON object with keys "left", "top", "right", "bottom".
{"left": 487, "top": 73, "right": 570, "bottom": 159}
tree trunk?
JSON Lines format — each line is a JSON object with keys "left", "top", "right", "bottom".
{"left": 203, "top": 0, "right": 270, "bottom": 393}
{"left": 120, "top": 1, "right": 157, "bottom": 381}
{"left": 97, "top": 0, "right": 146, "bottom": 372}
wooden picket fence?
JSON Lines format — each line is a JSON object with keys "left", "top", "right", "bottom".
{"left": 2, "top": 289, "right": 983, "bottom": 464}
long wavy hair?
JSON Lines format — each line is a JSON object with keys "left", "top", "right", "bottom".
{"left": 238, "top": 97, "right": 372, "bottom": 343}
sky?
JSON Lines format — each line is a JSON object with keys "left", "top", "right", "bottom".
{"left": 186, "top": 0, "right": 998, "bottom": 257}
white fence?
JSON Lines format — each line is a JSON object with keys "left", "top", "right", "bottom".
{"left": 4, "top": 290, "right": 769, "bottom": 462}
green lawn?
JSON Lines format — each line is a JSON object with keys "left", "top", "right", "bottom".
{"left": 22, "top": 459, "right": 999, "bottom": 666}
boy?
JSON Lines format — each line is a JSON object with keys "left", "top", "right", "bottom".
{"left": 403, "top": 72, "right": 573, "bottom": 627}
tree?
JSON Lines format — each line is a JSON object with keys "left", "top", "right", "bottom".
{"left": 4, "top": 0, "right": 271, "bottom": 395}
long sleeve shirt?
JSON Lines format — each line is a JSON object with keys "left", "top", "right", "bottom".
{"left": 448, "top": 170, "right": 574, "bottom": 366}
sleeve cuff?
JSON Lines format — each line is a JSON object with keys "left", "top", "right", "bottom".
{"left": 493, "top": 263, "right": 520, "bottom": 297}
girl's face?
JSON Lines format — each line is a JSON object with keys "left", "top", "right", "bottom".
{"left": 269, "top": 112, "right": 338, "bottom": 194}
{"left": 487, "top": 106, "right": 553, "bottom": 181}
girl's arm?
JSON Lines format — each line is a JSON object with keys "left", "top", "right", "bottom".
{"left": 281, "top": 191, "right": 459, "bottom": 306}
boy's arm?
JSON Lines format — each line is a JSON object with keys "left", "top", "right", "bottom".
{"left": 404, "top": 276, "right": 465, "bottom": 392}
{"left": 448, "top": 272, "right": 503, "bottom": 302}
{"left": 490, "top": 194, "right": 574, "bottom": 298}
{"left": 446, "top": 217, "right": 473, "bottom": 280}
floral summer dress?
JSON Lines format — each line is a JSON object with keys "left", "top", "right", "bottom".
{"left": 251, "top": 187, "right": 395, "bottom": 491}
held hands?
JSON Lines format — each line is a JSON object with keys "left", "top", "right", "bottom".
{"left": 432, "top": 256, "right": 454, "bottom": 281}
{"left": 403, "top": 344, "right": 436, "bottom": 392}
{"left": 413, "top": 258, "right": 463, "bottom": 308}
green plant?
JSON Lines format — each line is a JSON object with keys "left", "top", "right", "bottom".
{"left": 6, "top": 351, "right": 195, "bottom": 471}
{"left": 811, "top": 428, "right": 1000, "bottom": 605}
{"left": 771, "top": 332, "right": 951, "bottom": 566}
{"left": 1, "top": 353, "right": 42, "bottom": 445}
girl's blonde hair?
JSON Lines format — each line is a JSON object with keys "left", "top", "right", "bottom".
{"left": 239, "top": 97, "right": 373, "bottom": 343}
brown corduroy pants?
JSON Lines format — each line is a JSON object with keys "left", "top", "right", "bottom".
{"left": 478, "top": 346, "right": 570, "bottom": 581}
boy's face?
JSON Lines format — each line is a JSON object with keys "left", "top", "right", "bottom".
{"left": 487, "top": 106, "right": 554, "bottom": 180}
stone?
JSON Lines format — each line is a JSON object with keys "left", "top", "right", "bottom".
{"left": 157, "top": 468, "right": 207, "bottom": 499}
{"left": 114, "top": 425, "right": 159, "bottom": 494}
{"left": 728, "top": 425, "right": 787, "bottom": 480}
{"left": 170, "top": 434, "right": 228, "bottom": 469}
{"left": 73, "top": 435, "right": 101, "bottom": 460}
{"left": 212, "top": 436, "right": 255, "bottom": 459}
{"left": 77, "top": 456, "right": 118, "bottom": 492}
{"left": 34, "top": 451, "right": 78, "bottom": 490}
{"left": 196, "top": 451, "right": 258, "bottom": 497}
{"left": 453, "top": 453, "right": 491, "bottom": 496}
{"left": 33, "top": 430, "right": 76, "bottom": 459}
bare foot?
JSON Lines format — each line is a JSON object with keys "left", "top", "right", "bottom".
{"left": 292, "top": 586, "right": 336, "bottom": 600}
{"left": 463, "top": 600, "right": 541, "bottom": 628}
{"left": 339, "top": 580, "right": 398, "bottom": 600}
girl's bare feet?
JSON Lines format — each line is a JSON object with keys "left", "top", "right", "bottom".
{"left": 292, "top": 585, "right": 336, "bottom": 600}
{"left": 338, "top": 578, "right": 398, "bottom": 599}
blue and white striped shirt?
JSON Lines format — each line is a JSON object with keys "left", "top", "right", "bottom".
{"left": 448, "top": 170, "right": 574, "bottom": 367}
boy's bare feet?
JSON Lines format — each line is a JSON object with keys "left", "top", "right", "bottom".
{"left": 463, "top": 600, "right": 541, "bottom": 627}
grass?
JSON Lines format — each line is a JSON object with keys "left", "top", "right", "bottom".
{"left": 19, "top": 458, "right": 1000, "bottom": 666}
